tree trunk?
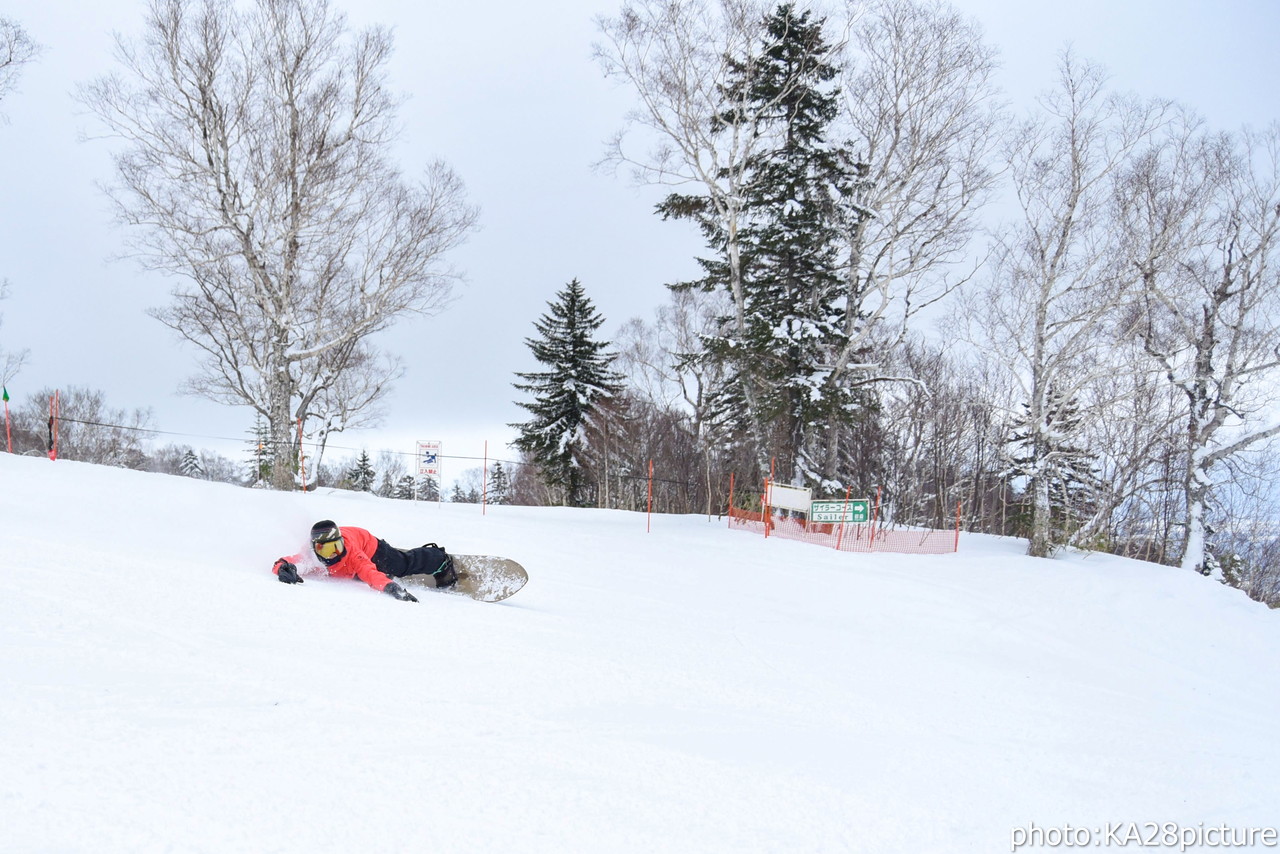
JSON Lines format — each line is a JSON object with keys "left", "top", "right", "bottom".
{"left": 1180, "top": 476, "right": 1210, "bottom": 577}
{"left": 267, "top": 345, "right": 296, "bottom": 491}
{"left": 1028, "top": 472, "right": 1053, "bottom": 558}
{"left": 1180, "top": 428, "right": 1220, "bottom": 579}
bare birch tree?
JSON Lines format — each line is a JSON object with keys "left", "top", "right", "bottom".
{"left": 969, "top": 52, "right": 1167, "bottom": 557}
{"left": 11, "top": 386, "right": 154, "bottom": 467}
{"left": 300, "top": 342, "right": 401, "bottom": 474}
{"left": 616, "top": 287, "right": 732, "bottom": 513}
{"left": 0, "top": 16, "right": 40, "bottom": 110}
{"left": 616, "top": 288, "right": 730, "bottom": 438}
{"left": 1, "top": 18, "right": 40, "bottom": 386}
{"left": 1118, "top": 119, "right": 1280, "bottom": 579}
{"left": 0, "top": 281, "right": 27, "bottom": 388}
{"left": 1067, "top": 335, "right": 1185, "bottom": 552}
{"left": 79, "top": 0, "right": 477, "bottom": 488}
{"left": 820, "top": 0, "right": 1002, "bottom": 484}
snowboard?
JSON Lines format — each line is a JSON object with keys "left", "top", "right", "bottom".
{"left": 401, "top": 555, "right": 528, "bottom": 603}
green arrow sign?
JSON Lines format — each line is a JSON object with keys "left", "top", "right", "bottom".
{"left": 810, "top": 499, "right": 870, "bottom": 524}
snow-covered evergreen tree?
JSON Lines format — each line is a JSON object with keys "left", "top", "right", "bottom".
{"left": 345, "top": 450, "right": 376, "bottom": 493}
{"left": 246, "top": 415, "right": 273, "bottom": 487}
{"left": 450, "top": 482, "right": 480, "bottom": 504}
{"left": 416, "top": 475, "right": 440, "bottom": 502}
{"left": 488, "top": 461, "right": 511, "bottom": 505}
{"left": 736, "top": 4, "right": 849, "bottom": 488}
{"left": 1004, "top": 386, "right": 1101, "bottom": 552}
{"left": 658, "top": 5, "right": 852, "bottom": 489}
{"left": 393, "top": 474, "right": 417, "bottom": 500}
{"left": 511, "top": 279, "right": 623, "bottom": 506}
{"left": 179, "top": 448, "right": 204, "bottom": 479}
{"left": 599, "top": 0, "right": 1002, "bottom": 493}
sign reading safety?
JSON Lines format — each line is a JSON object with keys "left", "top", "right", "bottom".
{"left": 810, "top": 499, "right": 870, "bottom": 524}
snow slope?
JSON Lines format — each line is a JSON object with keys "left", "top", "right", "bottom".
{"left": 1, "top": 452, "right": 1278, "bottom": 853}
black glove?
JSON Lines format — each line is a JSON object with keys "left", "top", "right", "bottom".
{"left": 274, "top": 559, "right": 303, "bottom": 584}
{"left": 384, "top": 581, "right": 418, "bottom": 602}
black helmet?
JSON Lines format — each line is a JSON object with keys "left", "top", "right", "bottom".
{"left": 310, "top": 520, "right": 345, "bottom": 565}
{"left": 311, "top": 520, "right": 340, "bottom": 543}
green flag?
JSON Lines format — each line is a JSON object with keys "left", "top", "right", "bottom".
{"left": 1, "top": 386, "right": 7, "bottom": 403}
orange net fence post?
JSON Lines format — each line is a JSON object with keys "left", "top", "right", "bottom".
{"left": 955, "top": 500, "right": 962, "bottom": 552}
{"left": 727, "top": 473, "right": 735, "bottom": 529}
{"left": 834, "top": 485, "right": 852, "bottom": 552}
{"left": 762, "top": 478, "right": 771, "bottom": 539}
{"left": 871, "top": 486, "right": 882, "bottom": 549}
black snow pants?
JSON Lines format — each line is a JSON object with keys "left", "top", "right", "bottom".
{"left": 371, "top": 539, "right": 458, "bottom": 588}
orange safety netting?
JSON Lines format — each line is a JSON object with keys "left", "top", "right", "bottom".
{"left": 727, "top": 505, "right": 958, "bottom": 554}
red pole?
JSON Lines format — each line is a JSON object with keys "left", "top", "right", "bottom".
{"left": 766, "top": 457, "right": 776, "bottom": 539}
{"left": 870, "top": 485, "right": 882, "bottom": 548}
{"left": 727, "top": 472, "right": 735, "bottom": 528}
{"left": 763, "top": 478, "right": 771, "bottom": 539}
{"left": 646, "top": 459, "right": 654, "bottom": 533}
{"left": 954, "top": 500, "right": 962, "bottom": 552}
{"left": 482, "top": 440, "right": 489, "bottom": 516}
{"left": 3, "top": 388, "right": 10, "bottom": 454}
{"left": 835, "top": 484, "right": 853, "bottom": 552}
{"left": 47, "top": 390, "right": 59, "bottom": 461}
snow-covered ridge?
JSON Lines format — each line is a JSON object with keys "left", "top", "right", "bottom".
{"left": 2, "top": 452, "right": 1277, "bottom": 853}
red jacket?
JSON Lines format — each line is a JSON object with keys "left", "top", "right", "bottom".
{"left": 275, "top": 526, "right": 394, "bottom": 592}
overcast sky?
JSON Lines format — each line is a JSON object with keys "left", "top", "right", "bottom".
{"left": 1, "top": 0, "right": 1277, "bottom": 484}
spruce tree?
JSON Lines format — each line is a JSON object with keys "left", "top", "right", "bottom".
{"left": 346, "top": 450, "right": 377, "bottom": 493}
{"left": 393, "top": 474, "right": 417, "bottom": 500}
{"left": 246, "top": 415, "right": 273, "bottom": 486}
{"left": 488, "top": 461, "right": 511, "bottom": 505}
{"left": 657, "top": 5, "right": 850, "bottom": 487}
{"left": 416, "top": 475, "right": 440, "bottom": 501}
{"left": 511, "top": 279, "right": 623, "bottom": 506}
{"left": 1005, "top": 387, "right": 1101, "bottom": 552}
{"left": 180, "top": 448, "right": 205, "bottom": 479}
{"left": 736, "top": 4, "right": 848, "bottom": 487}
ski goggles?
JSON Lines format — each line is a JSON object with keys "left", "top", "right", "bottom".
{"left": 313, "top": 534, "right": 345, "bottom": 560}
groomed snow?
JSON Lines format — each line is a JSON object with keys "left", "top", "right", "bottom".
{"left": 2, "top": 452, "right": 1278, "bottom": 852}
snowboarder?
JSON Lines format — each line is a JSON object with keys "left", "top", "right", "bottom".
{"left": 272, "top": 520, "right": 457, "bottom": 602}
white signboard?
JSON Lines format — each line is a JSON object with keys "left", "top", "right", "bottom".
{"left": 766, "top": 482, "right": 812, "bottom": 513}
{"left": 416, "top": 440, "right": 441, "bottom": 478}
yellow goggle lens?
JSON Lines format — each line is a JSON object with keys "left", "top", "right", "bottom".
{"left": 314, "top": 538, "right": 344, "bottom": 559}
